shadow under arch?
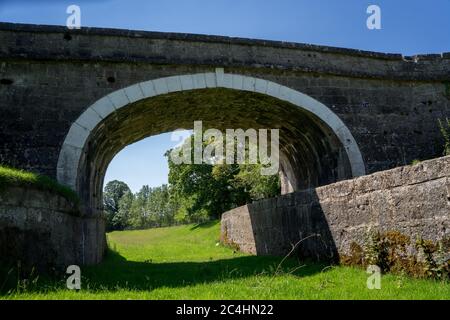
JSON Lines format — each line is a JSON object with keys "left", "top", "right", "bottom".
{"left": 57, "top": 71, "right": 365, "bottom": 215}
{"left": 77, "top": 249, "right": 330, "bottom": 292}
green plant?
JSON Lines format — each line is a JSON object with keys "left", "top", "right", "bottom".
{"left": 433, "top": 240, "right": 450, "bottom": 280}
{"left": 340, "top": 242, "right": 363, "bottom": 266}
{"left": 363, "top": 230, "right": 382, "bottom": 267}
{"left": 438, "top": 118, "right": 450, "bottom": 156}
{"left": 416, "top": 237, "right": 450, "bottom": 280}
{"left": 382, "top": 231, "right": 410, "bottom": 273}
{"left": 344, "top": 229, "right": 449, "bottom": 280}
{"left": 444, "top": 81, "right": 450, "bottom": 99}
{"left": 415, "top": 237, "right": 438, "bottom": 278}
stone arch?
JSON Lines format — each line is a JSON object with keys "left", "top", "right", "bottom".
{"left": 57, "top": 69, "right": 365, "bottom": 212}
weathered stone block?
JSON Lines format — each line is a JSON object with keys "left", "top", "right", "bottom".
{"left": 0, "top": 186, "right": 105, "bottom": 271}
{"left": 221, "top": 156, "right": 450, "bottom": 259}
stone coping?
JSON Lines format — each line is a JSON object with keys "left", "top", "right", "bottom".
{"left": 1, "top": 22, "right": 448, "bottom": 62}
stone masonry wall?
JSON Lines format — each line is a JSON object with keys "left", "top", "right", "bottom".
{"left": 0, "top": 22, "right": 449, "bottom": 181}
{"left": 0, "top": 186, "right": 105, "bottom": 271}
{"left": 221, "top": 156, "right": 450, "bottom": 260}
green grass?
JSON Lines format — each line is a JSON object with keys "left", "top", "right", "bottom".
{"left": 1, "top": 221, "right": 449, "bottom": 300}
{"left": 0, "top": 165, "right": 78, "bottom": 204}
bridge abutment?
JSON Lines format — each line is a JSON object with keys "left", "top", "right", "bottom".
{"left": 0, "top": 186, "right": 105, "bottom": 271}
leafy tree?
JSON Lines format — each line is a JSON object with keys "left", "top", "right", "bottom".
{"left": 118, "top": 184, "right": 178, "bottom": 229}
{"left": 232, "top": 163, "right": 280, "bottom": 200}
{"left": 166, "top": 133, "right": 280, "bottom": 222}
{"left": 146, "top": 184, "right": 174, "bottom": 227}
{"left": 112, "top": 190, "right": 134, "bottom": 230}
{"left": 103, "top": 180, "right": 131, "bottom": 230}
{"left": 128, "top": 185, "right": 150, "bottom": 229}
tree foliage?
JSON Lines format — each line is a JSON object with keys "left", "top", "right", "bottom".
{"left": 103, "top": 180, "right": 131, "bottom": 230}
{"left": 103, "top": 135, "right": 280, "bottom": 230}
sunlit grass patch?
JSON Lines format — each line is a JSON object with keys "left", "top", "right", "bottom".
{"left": 0, "top": 165, "right": 78, "bottom": 203}
{"left": 1, "top": 221, "right": 449, "bottom": 300}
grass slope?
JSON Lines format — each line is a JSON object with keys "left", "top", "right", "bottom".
{"left": 2, "top": 221, "right": 449, "bottom": 299}
{"left": 0, "top": 165, "right": 78, "bottom": 203}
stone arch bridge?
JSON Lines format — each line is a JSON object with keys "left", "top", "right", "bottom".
{"left": 0, "top": 23, "right": 449, "bottom": 265}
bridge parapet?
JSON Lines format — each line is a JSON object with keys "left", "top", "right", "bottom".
{"left": 1, "top": 22, "right": 449, "bottom": 81}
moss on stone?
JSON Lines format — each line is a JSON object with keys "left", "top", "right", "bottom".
{"left": 0, "top": 165, "right": 79, "bottom": 204}
{"left": 444, "top": 81, "right": 450, "bottom": 99}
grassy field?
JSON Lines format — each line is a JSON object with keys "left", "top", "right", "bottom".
{"left": 1, "top": 221, "right": 449, "bottom": 300}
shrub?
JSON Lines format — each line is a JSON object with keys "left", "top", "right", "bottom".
{"left": 341, "top": 230, "right": 449, "bottom": 280}
{"left": 340, "top": 242, "right": 363, "bottom": 266}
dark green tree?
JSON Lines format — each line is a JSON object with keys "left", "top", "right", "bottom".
{"left": 166, "top": 133, "right": 280, "bottom": 222}
{"left": 232, "top": 163, "right": 280, "bottom": 200}
{"left": 103, "top": 180, "right": 131, "bottom": 230}
{"left": 113, "top": 190, "right": 134, "bottom": 230}
{"left": 146, "top": 184, "right": 174, "bottom": 227}
{"left": 128, "top": 185, "right": 150, "bottom": 229}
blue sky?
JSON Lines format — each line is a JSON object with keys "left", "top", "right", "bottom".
{"left": 104, "top": 132, "right": 176, "bottom": 193}
{"left": 1, "top": 0, "right": 449, "bottom": 192}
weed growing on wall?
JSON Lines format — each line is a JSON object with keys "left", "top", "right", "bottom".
{"left": 341, "top": 230, "right": 449, "bottom": 281}
{"left": 438, "top": 118, "right": 450, "bottom": 156}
